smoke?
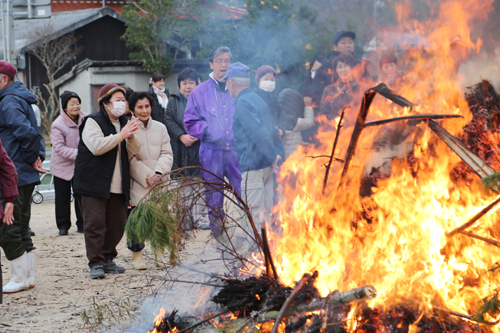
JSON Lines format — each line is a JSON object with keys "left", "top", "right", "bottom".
{"left": 118, "top": 244, "right": 229, "bottom": 332}
{"left": 459, "top": 48, "right": 500, "bottom": 91}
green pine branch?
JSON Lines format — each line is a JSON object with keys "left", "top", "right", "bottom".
{"left": 125, "top": 188, "right": 183, "bottom": 265}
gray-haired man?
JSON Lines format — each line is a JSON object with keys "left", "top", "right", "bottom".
{"left": 184, "top": 47, "right": 242, "bottom": 236}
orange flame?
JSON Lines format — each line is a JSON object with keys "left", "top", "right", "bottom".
{"left": 271, "top": 0, "right": 500, "bottom": 328}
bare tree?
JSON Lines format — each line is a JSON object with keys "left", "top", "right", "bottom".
{"left": 24, "top": 24, "right": 82, "bottom": 137}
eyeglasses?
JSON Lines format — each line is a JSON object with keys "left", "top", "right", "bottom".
{"left": 212, "top": 60, "right": 231, "bottom": 65}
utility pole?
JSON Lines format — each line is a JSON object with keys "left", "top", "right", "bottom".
{"left": 0, "top": 0, "right": 51, "bottom": 66}
{"left": 0, "top": 0, "right": 15, "bottom": 65}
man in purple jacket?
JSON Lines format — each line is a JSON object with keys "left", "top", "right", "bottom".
{"left": 184, "top": 47, "right": 242, "bottom": 236}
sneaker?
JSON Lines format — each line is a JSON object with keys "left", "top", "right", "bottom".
{"left": 59, "top": 229, "right": 68, "bottom": 236}
{"left": 198, "top": 221, "right": 210, "bottom": 230}
{"left": 76, "top": 227, "right": 84, "bottom": 234}
{"left": 103, "top": 259, "right": 126, "bottom": 274}
{"left": 90, "top": 265, "right": 105, "bottom": 279}
{"left": 29, "top": 228, "right": 35, "bottom": 237}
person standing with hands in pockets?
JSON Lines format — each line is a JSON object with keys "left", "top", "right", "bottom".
{"left": 73, "top": 84, "right": 141, "bottom": 279}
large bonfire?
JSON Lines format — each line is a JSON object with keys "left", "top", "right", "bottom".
{"left": 273, "top": 0, "right": 500, "bottom": 327}
{"left": 147, "top": 0, "right": 500, "bottom": 332}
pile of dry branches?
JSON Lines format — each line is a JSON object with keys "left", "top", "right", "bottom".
{"left": 452, "top": 79, "right": 500, "bottom": 183}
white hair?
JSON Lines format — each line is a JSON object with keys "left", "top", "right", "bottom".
{"left": 228, "top": 77, "right": 250, "bottom": 87}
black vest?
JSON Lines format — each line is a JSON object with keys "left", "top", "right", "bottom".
{"left": 73, "top": 107, "right": 130, "bottom": 204}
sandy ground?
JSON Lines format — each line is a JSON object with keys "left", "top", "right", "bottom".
{"left": 0, "top": 199, "right": 224, "bottom": 332}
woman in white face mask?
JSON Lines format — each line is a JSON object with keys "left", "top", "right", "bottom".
{"left": 73, "top": 83, "right": 142, "bottom": 279}
{"left": 253, "top": 65, "right": 282, "bottom": 136}
{"left": 253, "top": 65, "right": 282, "bottom": 206}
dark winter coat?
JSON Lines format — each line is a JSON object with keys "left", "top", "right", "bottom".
{"left": 297, "top": 65, "right": 333, "bottom": 143}
{"left": 320, "top": 79, "right": 369, "bottom": 126}
{"left": 148, "top": 86, "right": 170, "bottom": 127}
{"left": 278, "top": 89, "right": 305, "bottom": 131}
{"left": 297, "top": 65, "right": 333, "bottom": 108}
{"left": 253, "top": 88, "right": 281, "bottom": 126}
{"left": 233, "top": 88, "right": 284, "bottom": 172}
{"left": 165, "top": 92, "right": 201, "bottom": 177}
{"left": 0, "top": 81, "right": 45, "bottom": 187}
{"left": 73, "top": 106, "right": 131, "bottom": 204}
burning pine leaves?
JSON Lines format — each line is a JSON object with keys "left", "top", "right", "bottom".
{"left": 148, "top": 273, "right": 483, "bottom": 333}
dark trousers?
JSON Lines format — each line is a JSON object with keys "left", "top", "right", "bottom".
{"left": 78, "top": 194, "right": 126, "bottom": 267}
{"left": 126, "top": 205, "right": 145, "bottom": 253}
{"left": 0, "top": 184, "right": 35, "bottom": 261}
{"left": 54, "top": 176, "right": 83, "bottom": 231}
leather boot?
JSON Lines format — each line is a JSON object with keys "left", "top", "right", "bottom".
{"left": 27, "top": 252, "right": 36, "bottom": 288}
{"left": 131, "top": 251, "right": 147, "bottom": 270}
{"left": 3, "top": 252, "right": 29, "bottom": 294}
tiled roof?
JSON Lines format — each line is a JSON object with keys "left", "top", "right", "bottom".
{"left": 50, "top": 0, "right": 247, "bottom": 19}
{"left": 51, "top": 0, "right": 125, "bottom": 13}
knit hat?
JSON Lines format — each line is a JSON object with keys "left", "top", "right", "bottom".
{"left": 97, "top": 83, "right": 126, "bottom": 104}
{"left": 255, "top": 65, "right": 277, "bottom": 85}
{"left": 0, "top": 61, "right": 17, "bottom": 78}
{"left": 60, "top": 90, "right": 81, "bottom": 110}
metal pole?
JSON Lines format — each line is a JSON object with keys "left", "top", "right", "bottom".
{"left": 1, "top": 0, "right": 6, "bottom": 61}
{"left": 28, "top": 0, "right": 32, "bottom": 18}
{"left": 5, "top": 0, "right": 10, "bottom": 64}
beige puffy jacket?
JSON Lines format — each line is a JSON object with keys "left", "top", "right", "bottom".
{"left": 130, "top": 118, "right": 173, "bottom": 206}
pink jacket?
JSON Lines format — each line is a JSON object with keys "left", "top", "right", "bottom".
{"left": 50, "top": 111, "right": 88, "bottom": 181}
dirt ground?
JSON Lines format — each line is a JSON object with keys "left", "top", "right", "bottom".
{"left": 0, "top": 199, "right": 222, "bottom": 332}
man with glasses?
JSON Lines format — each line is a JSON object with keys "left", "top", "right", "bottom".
{"left": 0, "top": 61, "right": 46, "bottom": 293}
{"left": 184, "top": 47, "right": 242, "bottom": 237}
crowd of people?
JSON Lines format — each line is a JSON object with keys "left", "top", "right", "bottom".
{"left": 0, "top": 28, "right": 467, "bottom": 294}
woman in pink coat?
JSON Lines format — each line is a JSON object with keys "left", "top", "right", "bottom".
{"left": 50, "top": 91, "right": 88, "bottom": 236}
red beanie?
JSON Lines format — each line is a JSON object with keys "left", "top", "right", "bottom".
{"left": 98, "top": 83, "right": 126, "bottom": 103}
{"left": 0, "top": 61, "right": 17, "bottom": 78}
{"left": 255, "top": 65, "right": 277, "bottom": 85}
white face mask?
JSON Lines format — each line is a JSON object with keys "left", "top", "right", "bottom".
{"left": 109, "top": 101, "right": 126, "bottom": 117}
{"left": 260, "top": 81, "right": 276, "bottom": 92}
{"left": 311, "top": 70, "right": 316, "bottom": 79}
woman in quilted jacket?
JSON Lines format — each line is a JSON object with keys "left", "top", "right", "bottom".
{"left": 127, "top": 91, "right": 173, "bottom": 270}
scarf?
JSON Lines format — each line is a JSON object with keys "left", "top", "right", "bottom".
{"left": 152, "top": 85, "right": 168, "bottom": 109}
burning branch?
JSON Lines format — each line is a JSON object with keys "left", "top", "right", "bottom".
{"left": 446, "top": 195, "right": 500, "bottom": 237}
{"left": 270, "top": 272, "right": 317, "bottom": 333}
{"left": 322, "top": 106, "right": 348, "bottom": 195}
{"left": 261, "top": 228, "right": 279, "bottom": 281}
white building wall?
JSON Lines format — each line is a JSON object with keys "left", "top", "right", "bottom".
{"left": 59, "top": 66, "right": 153, "bottom": 113}
{"left": 58, "top": 66, "right": 187, "bottom": 114}
{"left": 59, "top": 69, "right": 92, "bottom": 113}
